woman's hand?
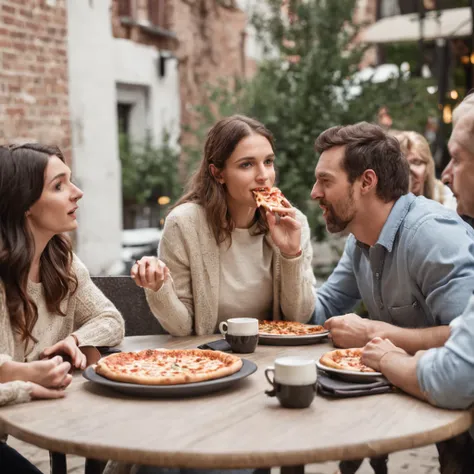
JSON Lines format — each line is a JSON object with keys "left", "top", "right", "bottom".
{"left": 25, "top": 356, "right": 73, "bottom": 389}
{"left": 29, "top": 381, "right": 70, "bottom": 400}
{"left": 266, "top": 204, "right": 302, "bottom": 257}
{"left": 131, "top": 256, "right": 170, "bottom": 292}
{"left": 41, "top": 335, "right": 86, "bottom": 370}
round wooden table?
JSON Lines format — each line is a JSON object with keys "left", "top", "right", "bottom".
{"left": 0, "top": 335, "right": 472, "bottom": 472}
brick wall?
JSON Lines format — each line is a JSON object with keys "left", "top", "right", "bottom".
{"left": 0, "top": 0, "right": 71, "bottom": 162}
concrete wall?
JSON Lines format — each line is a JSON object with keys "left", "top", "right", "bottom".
{"left": 67, "top": 0, "right": 123, "bottom": 275}
{"left": 114, "top": 38, "right": 180, "bottom": 148}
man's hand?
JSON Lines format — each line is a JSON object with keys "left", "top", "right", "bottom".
{"left": 25, "top": 356, "right": 73, "bottom": 389}
{"left": 361, "top": 337, "right": 407, "bottom": 372}
{"left": 131, "top": 256, "right": 170, "bottom": 292}
{"left": 41, "top": 335, "right": 86, "bottom": 370}
{"left": 324, "top": 313, "right": 371, "bottom": 348}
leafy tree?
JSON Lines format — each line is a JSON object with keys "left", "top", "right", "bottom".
{"left": 119, "top": 132, "right": 182, "bottom": 207}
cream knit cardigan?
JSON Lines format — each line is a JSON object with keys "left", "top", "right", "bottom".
{"left": 146, "top": 203, "right": 316, "bottom": 335}
{"left": 0, "top": 254, "right": 125, "bottom": 407}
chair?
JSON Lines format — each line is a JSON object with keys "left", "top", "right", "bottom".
{"left": 91, "top": 276, "right": 166, "bottom": 336}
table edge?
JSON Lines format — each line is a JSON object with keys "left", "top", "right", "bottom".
{"left": 3, "top": 410, "right": 472, "bottom": 468}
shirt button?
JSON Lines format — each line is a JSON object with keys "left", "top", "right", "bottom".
{"left": 375, "top": 272, "right": 380, "bottom": 279}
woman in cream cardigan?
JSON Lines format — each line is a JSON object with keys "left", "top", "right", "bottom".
{"left": 132, "top": 114, "right": 316, "bottom": 336}
{"left": 0, "top": 144, "right": 125, "bottom": 473}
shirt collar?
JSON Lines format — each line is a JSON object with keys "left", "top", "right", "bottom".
{"left": 356, "top": 193, "right": 416, "bottom": 253}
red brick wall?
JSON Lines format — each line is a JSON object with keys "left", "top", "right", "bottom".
{"left": 0, "top": 0, "right": 71, "bottom": 162}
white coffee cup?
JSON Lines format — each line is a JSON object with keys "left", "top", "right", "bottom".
{"left": 219, "top": 318, "right": 259, "bottom": 336}
{"left": 265, "top": 356, "right": 316, "bottom": 386}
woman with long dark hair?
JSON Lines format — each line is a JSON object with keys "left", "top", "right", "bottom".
{"left": 0, "top": 143, "right": 124, "bottom": 473}
{"left": 131, "top": 115, "right": 315, "bottom": 335}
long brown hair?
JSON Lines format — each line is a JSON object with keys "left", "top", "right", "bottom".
{"left": 172, "top": 115, "right": 276, "bottom": 244}
{"left": 0, "top": 144, "right": 78, "bottom": 343}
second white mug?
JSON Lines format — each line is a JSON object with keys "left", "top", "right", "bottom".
{"left": 219, "top": 317, "right": 259, "bottom": 336}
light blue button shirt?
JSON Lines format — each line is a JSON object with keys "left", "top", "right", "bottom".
{"left": 313, "top": 193, "right": 474, "bottom": 328}
{"left": 418, "top": 296, "right": 474, "bottom": 411}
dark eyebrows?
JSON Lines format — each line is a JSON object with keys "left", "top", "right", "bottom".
{"left": 315, "top": 171, "right": 334, "bottom": 180}
{"left": 235, "top": 154, "right": 275, "bottom": 163}
{"left": 48, "top": 172, "right": 70, "bottom": 184}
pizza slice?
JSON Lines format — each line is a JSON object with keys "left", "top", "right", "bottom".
{"left": 252, "top": 187, "right": 290, "bottom": 214}
{"left": 319, "top": 348, "right": 376, "bottom": 373}
{"left": 259, "top": 320, "right": 327, "bottom": 336}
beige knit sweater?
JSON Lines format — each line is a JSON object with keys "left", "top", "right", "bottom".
{"left": 0, "top": 254, "right": 125, "bottom": 406}
{"left": 146, "top": 203, "right": 316, "bottom": 335}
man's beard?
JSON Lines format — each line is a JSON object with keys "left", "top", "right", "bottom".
{"left": 320, "top": 189, "right": 355, "bottom": 234}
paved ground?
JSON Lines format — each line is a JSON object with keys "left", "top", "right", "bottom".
{"left": 9, "top": 437, "right": 440, "bottom": 473}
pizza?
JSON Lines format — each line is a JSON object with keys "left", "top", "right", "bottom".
{"left": 95, "top": 349, "right": 243, "bottom": 385}
{"left": 319, "top": 348, "right": 376, "bottom": 373}
{"left": 259, "top": 320, "right": 327, "bottom": 336}
{"left": 252, "top": 187, "right": 289, "bottom": 213}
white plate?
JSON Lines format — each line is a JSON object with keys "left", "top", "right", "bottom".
{"left": 315, "top": 359, "right": 384, "bottom": 383}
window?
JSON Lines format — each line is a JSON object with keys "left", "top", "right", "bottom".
{"left": 117, "top": 103, "right": 132, "bottom": 138}
{"left": 148, "top": 0, "right": 166, "bottom": 28}
{"left": 118, "top": 0, "right": 132, "bottom": 17}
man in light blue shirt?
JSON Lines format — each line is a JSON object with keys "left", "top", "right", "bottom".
{"left": 362, "top": 93, "right": 474, "bottom": 473}
{"left": 311, "top": 122, "right": 474, "bottom": 355}
{"left": 310, "top": 121, "right": 474, "bottom": 474}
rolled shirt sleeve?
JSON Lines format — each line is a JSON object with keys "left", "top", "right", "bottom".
{"left": 417, "top": 294, "right": 474, "bottom": 410}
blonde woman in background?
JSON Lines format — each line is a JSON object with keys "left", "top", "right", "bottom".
{"left": 393, "top": 130, "right": 456, "bottom": 210}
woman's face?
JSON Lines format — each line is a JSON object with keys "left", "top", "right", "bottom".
{"left": 407, "top": 152, "right": 427, "bottom": 196}
{"left": 214, "top": 133, "right": 276, "bottom": 209}
{"left": 27, "top": 155, "right": 83, "bottom": 238}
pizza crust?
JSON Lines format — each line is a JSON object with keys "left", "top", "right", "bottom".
{"left": 96, "top": 349, "right": 243, "bottom": 385}
{"left": 319, "top": 348, "right": 375, "bottom": 373}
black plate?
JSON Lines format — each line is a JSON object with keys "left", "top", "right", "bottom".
{"left": 83, "top": 359, "right": 257, "bottom": 397}
{"left": 258, "top": 331, "right": 329, "bottom": 346}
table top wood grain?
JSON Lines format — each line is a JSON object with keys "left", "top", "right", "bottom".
{"left": 0, "top": 335, "right": 472, "bottom": 468}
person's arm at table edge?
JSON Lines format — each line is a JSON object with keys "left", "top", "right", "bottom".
{"left": 416, "top": 295, "right": 474, "bottom": 410}
{"left": 366, "top": 321, "right": 450, "bottom": 355}
{"left": 378, "top": 351, "right": 428, "bottom": 401}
